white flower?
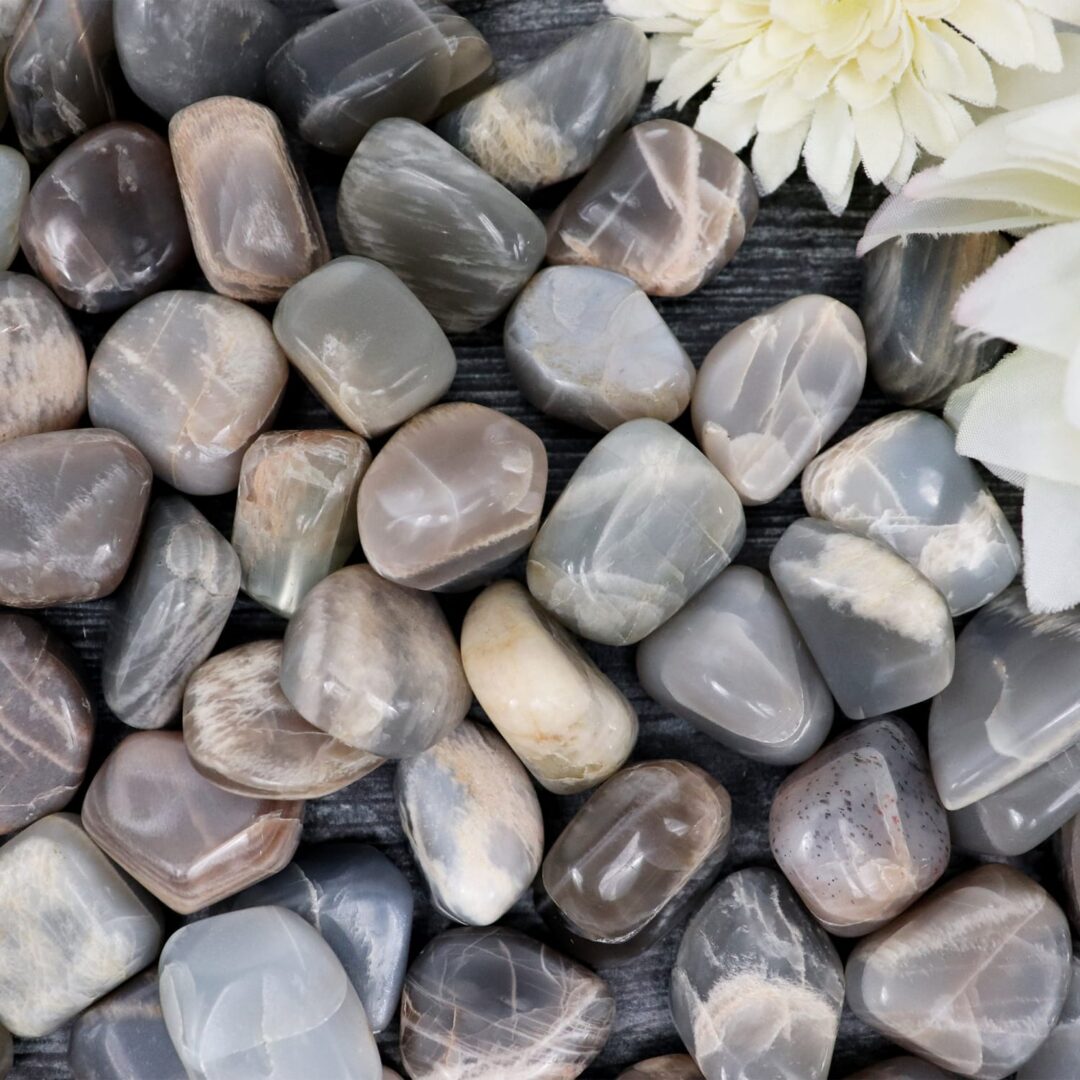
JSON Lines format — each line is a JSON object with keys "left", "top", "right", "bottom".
{"left": 606, "top": 0, "right": 1080, "bottom": 211}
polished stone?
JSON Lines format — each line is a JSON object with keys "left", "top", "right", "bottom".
{"left": 618, "top": 1057, "right": 702, "bottom": 1080}
{"left": 0, "top": 0, "right": 28, "bottom": 126}
{"left": 1016, "top": 953, "right": 1080, "bottom": 1079}
{"left": 461, "top": 580, "right": 638, "bottom": 793}
{"left": 273, "top": 256, "right": 456, "bottom": 439}
{"left": 0, "top": 147, "right": 27, "bottom": 270}
{"left": 281, "top": 564, "right": 470, "bottom": 757}
{"left": 0, "top": 429, "right": 151, "bottom": 607}
{"left": 88, "top": 290, "right": 288, "bottom": 495}
{"left": 847, "top": 864, "right": 1072, "bottom": 1079}
{"left": 671, "top": 867, "right": 844, "bottom": 1080}
{"left": 547, "top": 120, "right": 757, "bottom": 297}
{"left": 411, "top": 0, "right": 493, "bottom": 110}
{"left": 692, "top": 294, "right": 866, "bottom": 505}
{"left": 397, "top": 719, "right": 544, "bottom": 925}
{"left": 637, "top": 565, "right": 832, "bottom": 765}
{"left": 845, "top": 1059, "right": 957, "bottom": 1079}
{"left": 82, "top": 731, "right": 303, "bottom": 914}
{"left": 338, "top": 118, "right": 546, "bottom": 333}
{"left": 504, "top": 266, "right": 695, "bottom": 431}
{"left": 1058, "top": 814, "right": 1080, "bottom": 929}
{"left": 770, "top": 519, "right": 954, "bottom": 719}
{"left": 528, "top": 418, "right": 745, "bottom": 645}
{"left": 170, "top": 96, "right": 329, "bottom": 302}
{"left": 358, "top": 403, "right": 547, "bottom": 591}
{"left": 400, "top": 927, "right": 614, "bottom": 1079}
{"left": 233, "top": 430, "right": 370, "bottom": 617}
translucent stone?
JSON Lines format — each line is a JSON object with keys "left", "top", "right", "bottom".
{"left": 845, "top": 1059, "right": 957, "bottom": 1079}
{"left": 1015, "top": 953, "right": 1080, "bottom": 1079}
{"left": 618, "top": 1057, "right": 703, "bottom": 1080}
{"left": 0, "top": 0, "right": 29, "bottom": 122}
{"left": 0, "top": 147, "right": 28, "bottom": 270}
{"left": 1059, "top": 815, "right": 1080, "bottom": 929}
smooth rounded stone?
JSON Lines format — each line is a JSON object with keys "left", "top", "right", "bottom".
{"left": 0, "top": 147, "right": 27, "bottom": 270}
{"left": 528, "top": 418, "right": 745, "bottom": 645}
{"left": 770, "top": 718, "right": 950, "bottom": 937}
{"left": 159, "top": 907, "right": 381, "bottom": 1080}
{"left": 1016, "top": 953, "right": 1080, "bottom": 1079}
{"left": 618, "top": 1057, "right": 703, "bottom": 1080}
{"left": 0, "top": 429, "right": 151, "bottom": 607}
{"left": 358, "top": 403, "right": 548, "bottom": 591}
{"left": 846, "top": 864, "right": 1072, "bottom": 1079}
{"left": 396, "top": 719, "right": 544, "bottom": 926}
{"left": 88, "top": 291, "right": 288, "bottom": 495}
{"left": 233, "top": 430, "right": 371, "bottom": 617}
{"left": 1059, "top": 816, "right": 1080, "bottom": 928}
{"left": 169, "top": 96, "right": 329, "bottom": 302}
{"left": 461, "top": 580, "right": 637, "bottom": 793}
{"left": 400, "top": 926, "right": 615, "bottom": 1079}
{"left": 0, "top": 814, "right": 162, "bottom": 1038}
{"left": 671, "top": 867, "right": 845, "bottom": 1080}
{"left": 228, "top": 843, "right": 412, "bottom": 1034}
{"left": 0, "top": 0, "right": 29, "bottom": 112}
{"left": 82, "top": 731, "right": 304, "bottom": 915}
{"left": 338, "top": 118, "right": 546, "bottom": 333}
{"left": 273, "top": 257, "right": 456, "bottom": 440}
{"left": 691, "top": 295, "right": 867, "bottom": 505}
{"left": 546, "top": 120, "right": 758, "bottom": 298}
{"left": 770, "top": 519, "right": 954, "bottom": 720}
{"left": 280, "top": 564, "right": 471, "bottom": 757}
{"left": 636, "top": 566, "right": 832, "bottom": 766}
{"left": 504, "top": 266, "right": 695, "bottom": 432}
{"left": 845, "top": 1059, "right": 957, "bottom": 1079}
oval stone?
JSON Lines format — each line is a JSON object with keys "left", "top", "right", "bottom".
{"left": 618, "top": 1057, "right": 702, "bottom": 1080}
{"left": 845, "top": 1059, "right": 957, "bottom": 1079}
{"left": 1059, "top": 815, "right": 1080, "bottom": 929}
{"left": 1015, "top": 953, "right": 1080, "bottom": 1080}
{"left": 0, "top": 147, "right": 28, "bottom": 270}
{"left": 410, "top": 0, "right": 493, "bottom": 110}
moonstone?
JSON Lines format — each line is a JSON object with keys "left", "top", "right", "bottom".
{"left": 618, "top": 1057, "right": 702, "bottom": 1080}
{"left": 691, "top": 295, "right": 867, "bottom": 504}
{"left": 396, "top": 719, "right": 544, "bottom": 925}
{"left": 845, "top": 1059, "right": 957, "bottom": 1079}
{"left": 1059, "top": 816, "right": 1080, "bottom": 928}
{"left": 82, "top": 731, "right": 303, "bottom": 914}
{"left": 671, "top": 867, "right": 844, "bottom": 1080}
{"left": 846, "top": 864, "right": 1072, "bottom": 1079}
{"left": 357, "top": 403, "right": 547, "bottom": 591}
{"left": 400, "top": 927, "right": 614, "bottom": 1080}
{"left": 546, "top": 120, "right": 758, "bottom": 297}
{"left": 0, "top": 0, "right": 29, "bottom": 120}
{"left": 770, "top": 519, "right": 954, "bottom": 719}
{"left": 528, "top": 418, "right": 745, "bottom": 645}
{"left": 0, "top": 147, "right": 28, "bottom": 269}
{"left": 1016, "top": 953, "right": 1080, "bottom": 1080}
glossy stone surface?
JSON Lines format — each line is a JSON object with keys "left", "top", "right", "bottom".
{"left": 1015, "top": 953, "right": 1080, "bottom": 1079}
{"left": 20, "top": 123, "right": 190, "bottom": 313}
{"left": 547, "top": 120, "right": 757, "bottom": 297}
{"left": 1059, "top": 816, "right": 1080, "bottom": 928}
{"left": 671, "top": 867, "right": 844, "bottom": 1080}
{"left": 845, "top": 1059, "right": 956, "bottom": 1080}
{"left": 0, "top": 814, "right": 161, "bottom": 1038}
{"left": 0, "top": 429, "right": 151, "bottom": 607}
{"left": 692, "top": 295, "right": 866, "bottom": 505}
{"left": 233, "top": 430, "right": 370, "bottom": 617}
{"left": 281, "top": 565, "right": 470, "bottom": 757}
{"left": 618, "top": 1057, "right": 702, "bottom": 1080}
{"left": 504, "top": 266, "right": 695, "bottom": 431}
{"left": 169, "top": 96, "right": 329, "bottom": 302}
{"left": 461, "top": 580, "right": 638, "bottom": 793}
{"left": 400, "top": 927, "right": 614, "bottom": 1079}
{"left": 82, "top": 731, "right": 303, "bottom": 914}
{"left": 397, "top": 720, "right": 544, "bottom": 925}
{"left": 159, "top": 907, "right": 381, "bottom": 1080}
{"left": 273, "top": 256, "right": 456, "bottom": 439}
{"left": 411, "top": 0, "right": 493, "bottom": 110}
{"left": 358, "top": 403, "right": 547, "bottom": 591}
{"left": 770, "top": 519, "right": 954, "bottom": 719}
{"left": 0, "top": 0, "right": 28, "bottom": 123}
{"left": 847, "top": 864, "right": 1072, "bottom": 1079}
{"left": 528, "top": 418, "right": 745, "bottom": 645}
{"left": 88, "top": 291, "right": 288, "bottom": 495}
{"left": 338, "top": 118, "right": 546, "bottom": 333}
{"left": 637, "top": 565, "right": 832, "bottom": 765}
{"left": 0, "top": 147, "right": 27, "bottom": 270}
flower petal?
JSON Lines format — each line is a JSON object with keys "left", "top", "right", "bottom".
{"left": 694, "top": 92, "right": 761, "bottom": 151}
{"left": 853, "top": 94, "right": 905, "bottom": 182}
{"left": 992, "top": 32, "right": 1080, "bottom": 107}
{"left": 803, "top": 93, "right": 857, "bottom": 212}
{"left": 895, "top": 70, "right": 972, "bottom": 156}
{"left": 947, "top": 0, "right": 1041, "bottom": 68}
{"left": 655, "top": 46, "right": 730, "bottom": 107}
{"left": 1022, "top": 478, "right": 1080, "bottom": 614}
{"left": 751, "top": 116, "right": 812, "bottom": 192}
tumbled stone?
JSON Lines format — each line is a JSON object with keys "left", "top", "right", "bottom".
{"left": 88, "top": 291, "right": 288, "bottom": 495}
{"left": 338, "top": 118, "right": 546, "bottom": 333}
{"left": 671, "top": 867, "right": 844, "bottom": 1080}
{"left": 281, "top": 564, "right": 470, "bottom": 757}
{"left": 19, "top": 123, "right": 191, "bottom": 313}
{"left": 400, "top": 927, "right": 614, "bottom": 1079}
{"left": 0, "top": 147, "right": 27, "bottom": 270}
{"left": 637, "top": 565, "right": 832, "bottom": 765}
{"left": 770, "top": 519, "right": 954, "bottom": 719}
{"left": 0, "top": 0, "right": 29, "bottom": 120}
{"left": 411, "top": 0, "right": 494, "bottom": 109}
{"left": 82, "top": 731, "right": 303, "bottom": 914}
{"left": 358, "top": 403, "right": 547, "bottom": 591}
{"left": 845, "top": 1059, "right": 957, "bottom": 1079}
{"left": 273, "top": 257, "right": 456, "bottom": 440}
{"left": 169, "top": 96, "right": 329, "bottom": 302}
{"left": 618, "top": 1057, "right": 702, "bottom": 1080}
{"left": 0, "top": 429, "right": 151, "bottom": 607}
{"left": 528, "top": 418, "right": 745, "bottom": 645}
{"left": 547, "top": 120, "right": 757, "bottom": 297}
{"left": 1016, "top": 953, "right": 1080, "bottom": 1079}
{"left": 233, "top": 430, "right": 370, "bottom": 617}
{"left": 229, "top": 843, "right": 412, "bottom": 1033}
{"left": 1059, "top": 816, "right": 1080, "bottom": 928}
{"left": 692, "top": 295, "right": 866, "bottom": 504}
{"left": 159, "top": 907, "right": 381, "bottom": 1080}
{"left": 847, "top": 864, "right": 1071, "bottom": 1079}
{"left": 504, "top": 266, "right": 695, "bottom": 431}
{"left": 0, "top": 814, "right": 162, "bottom": 1038}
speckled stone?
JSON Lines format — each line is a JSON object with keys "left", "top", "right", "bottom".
{"left": 0, "top": 147, "right": 28, "bottom": 270}
{"left": 844, "top": 1059, "right": 957, "bottom": 1079}
{"left": 1057, "top": 815, "right": 1080, "bottom": 929}
{"left": 618, "top": 1057, "right": 702, "bottom": 1080}
{"left": 1016, "top": 952, "right": 1080, "bottom": 1080}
